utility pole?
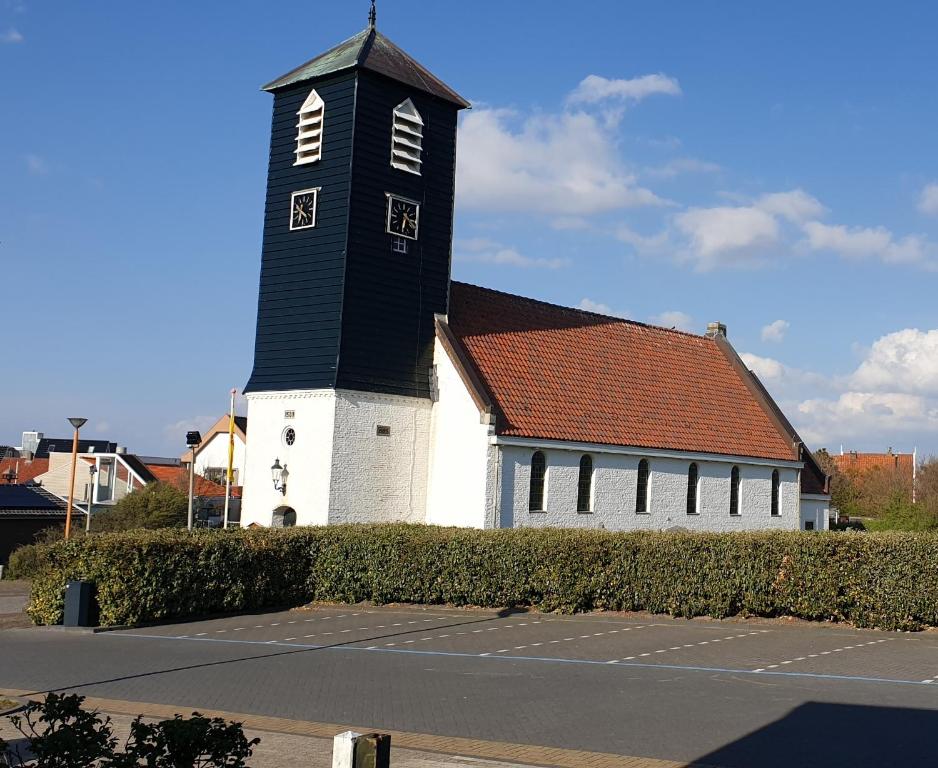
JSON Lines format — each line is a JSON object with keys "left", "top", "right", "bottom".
{"left": 64, "top": 417, "right": 87, "bottom": 540}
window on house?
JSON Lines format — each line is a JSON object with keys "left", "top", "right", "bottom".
{"left": 687, "top": 463, "right": 699, "bottom": 515}
{"left": 577, "top": 455, "right": 593, "bottom": 512}
{"left": 295, "top": 89, "right": 324, "bottom": 165}
{"left": 771, "top": 469, "right": 780, "bottom": 516}
{"left": 204, "top": 467, "right": 238, "bottom": 486}
{"left": 730, "top": 466, "right": 741, "bottom": 516}
{"left": 529, "top": 451, "right": 546, "bottom": 511}
{"left": 391, "top": 98, "right": 423, "bottom": 174}
{"left": 636, "top": 459, "right": 650, "bottom": 513}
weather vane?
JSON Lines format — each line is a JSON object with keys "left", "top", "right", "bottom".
{"left": 369, "top": 0, "right": 376, "bottom": 27}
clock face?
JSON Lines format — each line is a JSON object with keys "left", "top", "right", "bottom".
{"left": 290, "top": 188, "right": 319, "bottom": 230}
{"left": 386, "top": 195, "right": 420, "bottom": 240}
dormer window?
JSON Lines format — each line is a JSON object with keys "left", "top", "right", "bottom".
{"left": 294, "top": 89, "right": 324, "bottom": 165}
{"left": 391, "top": 98, "right": 423, "bottom": 175}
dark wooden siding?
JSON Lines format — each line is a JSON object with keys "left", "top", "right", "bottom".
{"left": 244, "top": 71, "right": 357, "bottom": 393}
{"left": 337, "top": 70, "right": 458, "bottom": 398}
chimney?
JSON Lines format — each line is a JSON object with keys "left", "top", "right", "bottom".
{"left": 705, "top": 321, "right": 727, "bottom": 338}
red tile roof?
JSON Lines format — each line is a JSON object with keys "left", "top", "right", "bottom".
{"left": 833, "top": 452, "right": 914, "bottom": 479}
{"left": 447, "top": 282, "right": 797, "bottom": 462}
{"left": 145, "top": 465, "right": 236, "bottom": 497}
{"left": 0, "top": 457, "right": 49, "bottom": 484}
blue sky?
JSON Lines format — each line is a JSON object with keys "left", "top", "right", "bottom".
{"left": 3, "top": 0, "right": 938, "bottom": 458}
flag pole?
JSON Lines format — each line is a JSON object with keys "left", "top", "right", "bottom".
{"left": 223, "top": 388, "right": 236, "bottom": 529}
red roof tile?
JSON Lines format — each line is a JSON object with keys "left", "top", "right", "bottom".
{"left": 833, "top": 452, "right": 914, "bottom": 479}
{"left": 0, "top": 457, "right": 49, "bottom": 484}
{"left": 447, "top": 283, "right": 797, "bottom": 462}
{"left": 145, "top": 465, "right": 234, "bottom": 497}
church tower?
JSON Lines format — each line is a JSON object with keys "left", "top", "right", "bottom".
{"left": 241, "top": 12, "right": 469, "bottom": 527}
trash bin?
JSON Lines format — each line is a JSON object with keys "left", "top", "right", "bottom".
{"left": 63, "top": 580, "right": 97, "bottom": 627}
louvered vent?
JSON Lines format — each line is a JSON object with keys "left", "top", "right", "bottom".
{"left": 391, "top": 99, "right": 423, "bottom": 175}
{"left": 294, "top": 89, "right": 324, "bottom": 165}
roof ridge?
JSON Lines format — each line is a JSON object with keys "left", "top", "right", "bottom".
{"left": 450, "top": 281, "right": 707, "bottom": 340}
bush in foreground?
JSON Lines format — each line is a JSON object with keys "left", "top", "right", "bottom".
{"left": 23, "top": 525, "right": 938, "bottom": 631}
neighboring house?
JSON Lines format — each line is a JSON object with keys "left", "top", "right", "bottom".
{"left": 0, "top": 485, "right": 81, "bottom": 565}
{"left": 145, "top": 463, "right": 240, "bottom": 525}
{"left": 32, "top": 451, "right": 154, "bottom": 513}
{"left": 32, "top": 436, "right": 119, "bottom": 459}
{"left": 832, "top": 449, "right": 916, "bottom": 506}
{"left": 0, "top": 456, "right": 50, "bottom": 485}
{"left": 237, "top": 18, "right": 831, "bottom": 531}
{"left": 180, "top": 415, "right": 247, "bottom": 488}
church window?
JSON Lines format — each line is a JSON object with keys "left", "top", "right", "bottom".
{"left": 295, "top": 89, "right": 324, "bottom": 165}
{"left": 686, "top": 463, "right": 699, "bottom": 515}
{"left": 529, "top": 451, "right": 546, "bottom": 511}
{"left": 635, "top": 459, "right": 650, "bottom": 513}
{"left": 392, "top": 236, "right": 409, "bottom": 254}
{"left": 730, "top": 466, "right": 741, "bottom": 515}
{"left": 771, "top": 469, "right": 780, "bottom": 516}
{"left": 282, "top": 427, "right": 296, "bottom": 447}
{"left": 391, "top": 98, "right": 424, "bottom": 175}
{"left": 576, "top": 455, "right": 593, "bottom": 512}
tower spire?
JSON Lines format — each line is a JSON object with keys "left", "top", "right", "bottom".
{"left": 368, "top": 0, "right": 376, "bottom": 28}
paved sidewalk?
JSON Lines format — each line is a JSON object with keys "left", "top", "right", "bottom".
{"left": 0, "top": 691, "right": 695, "bottom": 768}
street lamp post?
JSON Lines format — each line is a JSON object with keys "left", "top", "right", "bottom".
{"left": 85, "top": 462, "right": 97, "bottom": 533}
{"left": 186, "top": 431, "right": 202, "bottom": 531}
{"left": 64, "top": 417, "right": 88, "bottom": 540}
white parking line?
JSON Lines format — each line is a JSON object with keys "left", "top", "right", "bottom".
{"left": 610, "top": 631, "right": 770, "bottom": 665}
{"left": 752, "top": 639, "right": 890, "bottom": 672}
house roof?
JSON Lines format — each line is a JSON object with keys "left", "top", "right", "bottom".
{"left": 0, "top": 457, "right": 49, "bottom": 484}
{"left": 34, "top": 438, "right": 118, "bottom": 459}
{"left": 833, "top": 452, "right": 915, "bottom": 477}
{"left": 445, "top": 282, "right": 799, "bottom": 463}
{"left": 0, "top": 484, "right": 73, "bottom": 518}
{"left": 262, "top": 25, "right": 470, "bottom": 108}
{"left": 144, "top": 464, "right": 237, "bottom": 498}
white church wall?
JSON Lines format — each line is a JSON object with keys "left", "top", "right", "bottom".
{"left": 194, "top": 432, "right": 247, "bottom": 486}
{"left": 800, "top": 494, "right": 830, "bottom": 531}
{"left": 241, "top": 390, "right": 335, "bottom": 528}
{"left": 426, "top": 338, "right": 491, "bottom": 529}
{"left": 327, "top": 390, "right": 431, "bottom": 525}
{"left": 496, "top": 442, "right": 802, "bottom": 531}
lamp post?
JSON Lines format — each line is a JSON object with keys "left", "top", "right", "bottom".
{"left": 186, "top": 430, "right": 202, "bottom": 530}
{"left": 85, "top": 462, "right": 97, "bottom": 533}
{"left": 64, "top": 417, "right": 87, "bottom": 540}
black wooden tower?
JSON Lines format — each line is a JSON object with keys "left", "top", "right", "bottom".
{"left": 244, "top": 15, "right": 470, "bottom": 399}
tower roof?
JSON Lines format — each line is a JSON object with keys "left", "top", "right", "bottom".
{"left": 262, "top": 26, "right": 470, "bottom": 108}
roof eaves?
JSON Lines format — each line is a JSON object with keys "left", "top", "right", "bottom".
{"left": 435, "top": 315, "right": 498, "bottom": 422}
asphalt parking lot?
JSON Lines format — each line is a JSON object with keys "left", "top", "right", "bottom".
{"left": 2, "top": 606, "right": 938, "bottom": 766}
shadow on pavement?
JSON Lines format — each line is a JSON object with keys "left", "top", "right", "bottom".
{"left": 693, "top": 701, "right": 936, "bottom": 767}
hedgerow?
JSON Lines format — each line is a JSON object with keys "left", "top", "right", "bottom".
{"left": 23, "top": 525, "right": 938, "bottom": 631}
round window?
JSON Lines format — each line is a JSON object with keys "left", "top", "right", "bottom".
{"left": 283, "top": 427, "right": 296, "bottom": 447}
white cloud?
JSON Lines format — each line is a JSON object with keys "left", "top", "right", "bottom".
{"left": 761, "top": 319, "right": 790, "bottom": 343}
{"left": 24, "top": 153, "right": 47, "bottom": 175}
{"left": 567, "top": 73, "right": 681, "bottom": 105}
{"left": 456, "top": 107, "right": 665, "bottom": 216}
{"left": 796, "top": 392, "right": 938, "bottom": 446}
{"left": 0, "top": 28, "right": 23, "bottom": 44}
{"left": 802, "top": 221, "right": 931, "bottom": 266}
{"left": 644, "top": 157, "right": 721, "bottom": 179}
{"left": 918, "top": 183, "right": 938, "bottom": 216}
{"left": 740, "top": 352, "right": 787, "bottom": 381}
{"left": 577, "top": 298, "right": 629, "bottom": 318}
{"left": 454, "top": 237, "right": 569, "bottom": 270}
{"left": 673, "top": 205, "right": 779, "bottom": 270}
{"left": 850, "top": 329, "right": 938, "bottom": 395}
{"left": 94, "top": 421, "right": 111, "bottom": 434}
{"left": 650, "top": 310, "right": 693, "bottom": 332}
{"left": 755, "top": 189, "right": 826, "bottom": 223}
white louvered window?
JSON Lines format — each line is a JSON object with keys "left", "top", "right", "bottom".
{"left": 294, "top": 89, "right": 324, "bottom": 165}
{"left": 391, "top": 98, "right": 423, "bottom": 175}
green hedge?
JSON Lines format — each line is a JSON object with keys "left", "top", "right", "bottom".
{"left": 24, "top": 525, "right": 938, "bottom": 631}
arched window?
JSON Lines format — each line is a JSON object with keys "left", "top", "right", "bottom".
{"left": 391, "top": 98, "right": 424, "bottom": 174}
{"left": 294, "top": 89, "right": 324, "bottom": 165}
{"left": 635, "top": 459, "right": 650, "bottom": 513}
{"left": 686, "top": 463, "right": 699, "bottom": 515}
{"left": 577, "top": 455, "right": 593, "bottom": 512}
{"left": 730, "top": 466, "right": 741, "bottom": 516}
{"left": 771, "top": 469, "right": 780, "bottom": 516}
{"left": 529, "top": 451, "right": 546, "bottom": 511}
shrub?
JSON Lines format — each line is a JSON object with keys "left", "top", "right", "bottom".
{"left": 23, "top": 525, "right": 938, "bottom": 631}
{"left": 92, "top": 483, "right": 188, "bottom": 533}
{"left": 0, "top": 692, "right": 259, "bottom": 768}
{"left": 7, "top": 543, "right": 48, "bottom": 581}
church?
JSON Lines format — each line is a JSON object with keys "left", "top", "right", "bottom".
{"left": 239, "top": 12, "right": 831, "bottom": 532}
